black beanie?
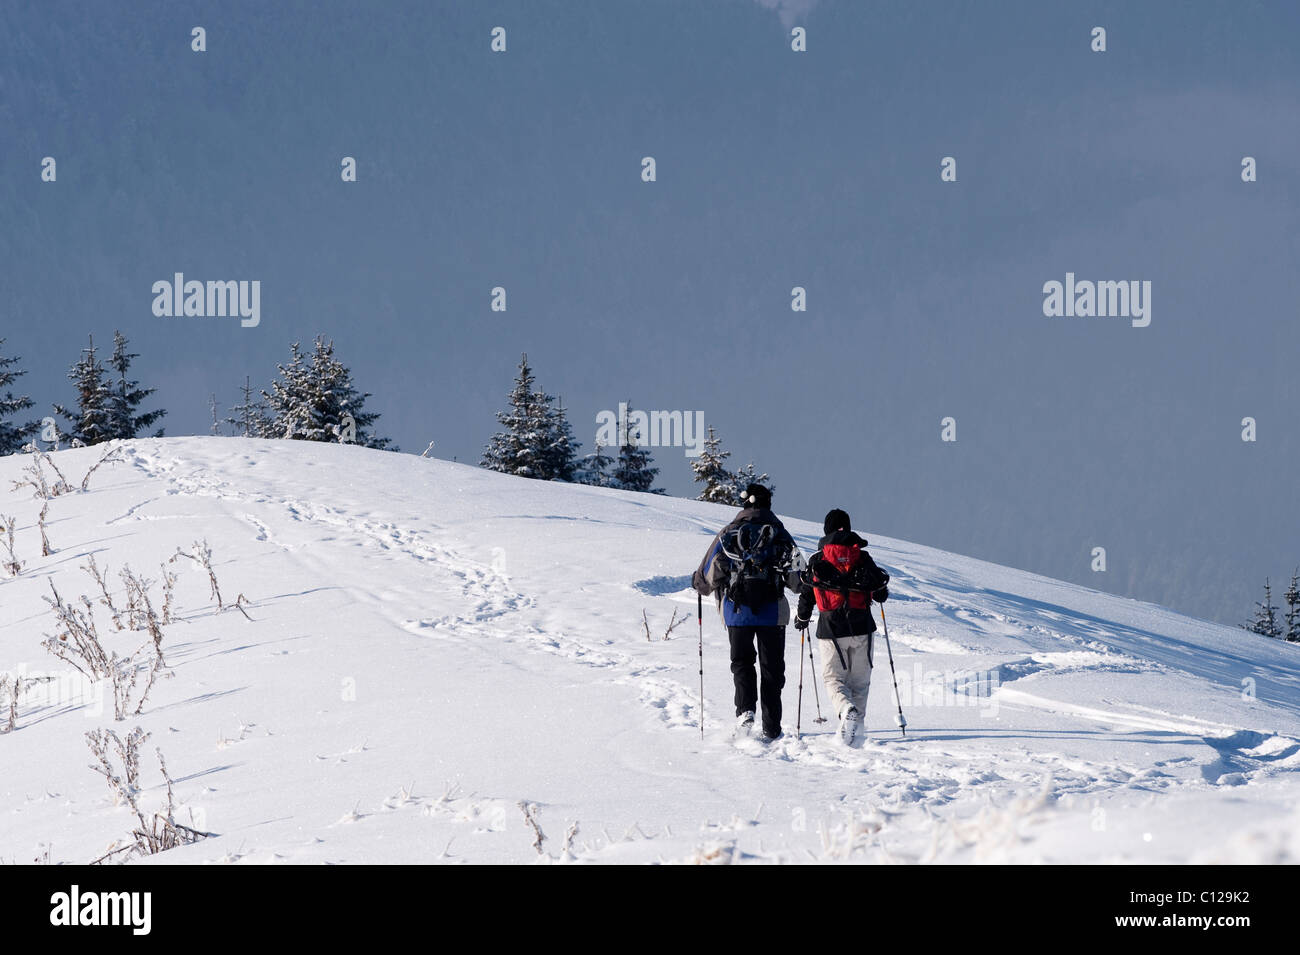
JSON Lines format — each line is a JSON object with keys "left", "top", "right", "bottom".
{"left": 743, "top": 483, "right": 772, "bottom": 509}
{"left": 824, "top": 508, "right": 851, "bottom": 534}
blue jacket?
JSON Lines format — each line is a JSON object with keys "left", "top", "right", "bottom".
{"left": 692, "top": 508, "right": 801, "bottom": 628}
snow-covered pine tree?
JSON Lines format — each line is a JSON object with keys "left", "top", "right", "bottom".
{"left": 730, "top": 462, "right": 774, "bottom": 506}
{"left": 53, "top": 335, "right": 115, "bottom": 446}
{"left": 692, "top": 424, "right": 736, "bottom": 503}
{"left": 263, "top": 342, "right": 310, "bottom": 439}
{"left": 481, "top": 354, "right": 578, "bottom": 481}
{"left": 545, "top": 397, "right": 581, "bottom": 483}
{"left": 612, "top": 401, "right": 663, "bottom": 494}
{"left": 226, "top": 376, "right": 273, "bottom": 437}
{"left": 1284, "top": 570, "right": 1300, "bottom": 644}
{"left": 262, "top": 338, "right": 391, "bottom": 449}
{"left": 481, "top": 354, "right": 547, "bottom": 478}
{"left": 0, "top": 339, "right": 38, "bottom": 455}
{"left": 1246, "top": 578, "right": 1282, "bottom": 639}
{"left": 577, "top": 443, "right": 616, "bottom": 487}
{"left": 105, "top": 331, "right": 166, "bottom": 439}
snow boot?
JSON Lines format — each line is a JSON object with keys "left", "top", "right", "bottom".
{"left": 735, "top": 711, "right": 756, "bottom": 738}
{"left": 839, "top": 707, "right": 861, "bottom": 745}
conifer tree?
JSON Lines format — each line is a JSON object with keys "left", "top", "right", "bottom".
{"left": 226, "top": 376, "right": 273, "bottom": 437}
{"left": 1284, "top": 570, "right": 1300, "bottom": 644}
{"left": 545, "top": 397, "right": 580, "bottom": 483}
{"left": 105, "top": 331, "right": 166, "bottom": 439}
{"left": 264, "top": 342, "right": 310, "bottom": 439}
{"left": 481, "top": 354, "right": 579, "bottom": 481}
{"left": 53, "top": 335, "right": 114, "bottom": 446}
{"left": 612, "top": 400, "right": 663, "bottom": 494}
{"left": 578, "top": 443, "right": 616, "bottom": 488}
{"left": 0, "top": 339, "right": 38, "bottom": 455}
{"left": 262, "top": 338, "right": 391, "bottom": 449}
{"left": 692, "top": 425, "right": 736, "bottom": 504}
{"left": 1246, "top": 578, "right": 1282, "bottom": 639}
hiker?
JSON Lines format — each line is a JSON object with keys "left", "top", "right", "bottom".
{"left": 794, "top": 509, "right": 890, "bottom": 745}
{"left": 692, "top": 483, "right": 802, "bottom": 741}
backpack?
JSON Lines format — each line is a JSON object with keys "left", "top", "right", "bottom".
{"left": 810, "top": 542, "right": 886, "bottom": 612}
{"left": 718, "top": 522, "right": 789, "bottom": 612}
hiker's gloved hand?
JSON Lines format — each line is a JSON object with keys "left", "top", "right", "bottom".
{"left": 873, "top": 586, "right": 889, "bottom": 604}
{"left": 794, "top": 616, "right": 810, "bottom": 631}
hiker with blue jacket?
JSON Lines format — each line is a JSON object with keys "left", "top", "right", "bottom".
{"left": 794, "top": 509, "right": 890, "bottom": 745}
{"left": 692, "top": 484, "right": 803, "bottom": 741}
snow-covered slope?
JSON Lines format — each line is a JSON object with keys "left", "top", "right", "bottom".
{"left": 2, "top": 438, "right": 1298, "bottom": 864}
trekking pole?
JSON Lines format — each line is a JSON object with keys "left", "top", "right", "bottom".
{"left": 807, "top": 631, "right": 827, "bottom": 724}
{"left": 877, "top": 601, "right": 907, "bottom": 737}
{"left": 697, "top": 592, "right": 705, "bottom": 740}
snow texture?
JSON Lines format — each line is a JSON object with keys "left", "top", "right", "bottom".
{"left": 2, "top": 437, "right": 1298, "bottom": 864}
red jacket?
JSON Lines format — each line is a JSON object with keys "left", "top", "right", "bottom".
{"left": 797, "top": 530, "right": 889, "bottom": 639}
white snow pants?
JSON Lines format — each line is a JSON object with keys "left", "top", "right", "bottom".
{"left": 818, "top": 633, "right": 873, "bottom": 720}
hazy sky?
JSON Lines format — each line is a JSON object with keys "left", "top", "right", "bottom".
{"left": 2, "top": 0, "right": 1298, "bottom": 626}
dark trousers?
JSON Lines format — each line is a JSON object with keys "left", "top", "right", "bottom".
{"left": 728, "top": 625, "right": 786, "bottom": 736}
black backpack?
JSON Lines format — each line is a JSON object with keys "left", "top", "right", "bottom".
{"left": 718, "top": 522, "right": 788, "bottom": 612}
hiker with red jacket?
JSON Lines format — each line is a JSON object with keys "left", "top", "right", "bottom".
{"left": 692, "top": 483, "right": 803, "bottom": 741}
{"left": 794, "top": 509, "right": 890, "bottom": 745}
